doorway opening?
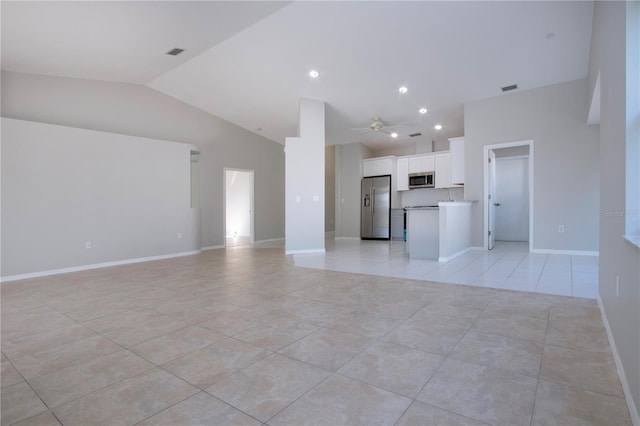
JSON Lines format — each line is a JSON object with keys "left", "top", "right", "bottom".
{"left": 224, "top": 168, "right": 254, "bottom": 247}
{"left": 484, "top": 141, "right": 533, "bottom": 251}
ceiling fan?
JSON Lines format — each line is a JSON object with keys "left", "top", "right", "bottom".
{"left": 351, "top": 116, "right": 399, "bottom": 136}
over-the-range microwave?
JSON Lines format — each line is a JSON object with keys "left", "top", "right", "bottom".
{"left": 408, "top": 172, "right": 435, "bottom": 189}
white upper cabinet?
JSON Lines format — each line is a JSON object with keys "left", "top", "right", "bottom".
{"left": 408, "top": 155, "right": 435, "bottom": 174}
{"left": 362, "top": 156, "right": 401, "bottom": 208}
{"left": 449, "top": 137, "right": 465, "bottom": 185}
{"left": 435, "top": 152, "right": 451, "bottom": 188}
{"left": 396, "top": 157, "right": 409, "bottom": 191}
{"left": 362, "top": 157, "right": 394, "bottom": 177}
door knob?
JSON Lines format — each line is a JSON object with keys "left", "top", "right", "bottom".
{"left": 494, "top": 203, "right": 501, "bottom": 206}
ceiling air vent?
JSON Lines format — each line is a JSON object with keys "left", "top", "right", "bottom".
{"left": 501, "top": 84, "right": 518, "bottom": 92}
{"left": 409, "top": 132, "right": 422, "bottom": 138}
{"left": 166, "top": 48, "right": 185, "bottom": 56}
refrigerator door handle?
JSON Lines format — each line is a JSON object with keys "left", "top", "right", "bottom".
{"left": 371, "top": 187, "right": 375, "bottom": 215}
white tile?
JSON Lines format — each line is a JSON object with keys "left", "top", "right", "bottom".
{"left": 537, "top": 273, "right": 571, "bottom": 282}
{"left": 572, "top": 282, "right": 598, "bottom": 299}
{"left": 293, "top": 240, "right": 597, "bottom": 299}
{"left": 503, "top": 279, "right": 538, "bottom": 292}
{"left": 471, "top": 280, "right": 505, "bottom": 289}
{"left": 572, "top": 272, "right": 598, "bottom": 285}
{"left": 535, "top": 281, "right": 572, "bottom": 297}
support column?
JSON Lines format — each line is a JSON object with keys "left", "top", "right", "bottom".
{"left": 285, "top": 99, "right": 325, "bottom": 254}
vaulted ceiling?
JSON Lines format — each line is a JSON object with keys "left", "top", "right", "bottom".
{"left": 1, "top": 1, "right": 594, "bottom": 150}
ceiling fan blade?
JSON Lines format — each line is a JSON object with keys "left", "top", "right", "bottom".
{"left": 350, "top": 129, "right": 373, "bottom": 135}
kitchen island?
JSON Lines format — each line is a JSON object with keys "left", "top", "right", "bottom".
{"left": 405, "top": 201, "right": 474, "bottom": 261}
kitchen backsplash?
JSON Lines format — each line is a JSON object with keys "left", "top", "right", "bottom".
{"left": 400, "top": 187, "right": 465, "bottom": 207}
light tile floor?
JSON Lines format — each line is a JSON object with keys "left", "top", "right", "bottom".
{"left": 292, "top": 240, "right": 599, "bottom": 298}
{"left": 1, "top": 245, "right": 630, "bottom": 425}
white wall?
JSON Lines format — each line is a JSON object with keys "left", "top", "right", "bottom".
{"left": 285, "top": 99, "right": 325, "bottom": 253}
{"left": 590, "top": 1, "right": 640, "bottom": 421}
{"left": 1, "top": 71, "right": 285, "bottom": 248}
{"left": 1, "top": 118, "right": 199, "bottom": 277}
{"left": 465, "top": 78, "right": 600, "bottom": 251}
{"left": 225, "top": 170, "right": 251, "bottom": 237}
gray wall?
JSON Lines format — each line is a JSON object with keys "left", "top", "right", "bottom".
{"left": 371, "top": 144, "right": 417, "bottom": 158}
{"left": 1, "top": 71, "right": 285, "bottom": 250}
{"left": 370, "top": 140, "right": 453, "bottom": 158}
{"left": 2, "top": 118, "right": 199, "bottom": 277}
{"left": 335, "top": 142, "right": 372, "bottom": 238}
{"left": 325, "top": 145, "right": 335, "bottom": 233}
{"left": 591, "top": 1, "right": 640, "bottom": 419}
{"left": 465, "top": 78, "right": 600, "bottom": 251}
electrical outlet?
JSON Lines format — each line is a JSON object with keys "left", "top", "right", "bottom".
{"left": 616, "top": 275, "right": 620, "bottom": 297}
{"left": 85, "top": 241, "right": 92, "bottom": 249}
{"left": 558, "top": 225, "right": 565, "bottom": 233}
{"left": 177, "top": 232, "right": 182, "bottom": 239}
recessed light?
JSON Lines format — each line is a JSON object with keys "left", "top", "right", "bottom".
{"left": 309, "top": 70, "right": 319, "bottom": 78}
{"left": 419, "top": 108, "right": 428, "bottom": 114}
{"left": 391, "top": 132, "right": 398, "bottom": 138}
{"left": 398, "top": 86, "right": 408, "bottom": 94}
{"left": 434, "top": 124, "right": 442, "bottom": 130}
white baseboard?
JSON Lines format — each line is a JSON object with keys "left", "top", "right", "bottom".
{"left": 201, "top": 245, "right": 224, "bottom": 251}
{"left": 254, "top": 237, "right": 284, "bottom": 244}
{"left": 285, "top": 248, "right": 326, "bottom": 255}
{"left": 439, "top": 247, "right": 473, "bottom": 262}
{"left": 1, "top": 250, "right": 202, "bottom": 283}
{"left": 469, "top": 246, "right": 486, "bottom": 251}
{"left": 597, "top": 296, "right": 640, "bottom": 426}
{"left": 532, "top": 249, "right": 599, "bottom": 256}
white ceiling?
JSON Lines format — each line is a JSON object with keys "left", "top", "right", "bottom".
{"left": 1, "top": 1, "right": 289, "bottom": 83}
{"left": 1, "top": 1, "right": 594, "bottom": 150}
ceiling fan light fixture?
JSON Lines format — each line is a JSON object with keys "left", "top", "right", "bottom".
{"left": 309, "top": 70, "right": 319, "bottom": 78}
{"left": 398, "top": 86, "right": 408, "bottom": 94}
{"left": 419, "top": 107, "right": 428, "bottom": 114}
{"left": 434, "top": 124, "right": 443, "bottom": 130}
{"left": 391, "top": 132, "right": 398, "bottom": 138}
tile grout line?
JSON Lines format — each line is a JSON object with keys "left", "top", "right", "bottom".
{"left": 529, "top": 300, "right": 553, "bottom": 426}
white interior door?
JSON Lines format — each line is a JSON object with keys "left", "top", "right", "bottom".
{"left": 488, "top": 150, "right": 496, "bottom": 250}
{"left": 224, "top": 169, "right": 254, "bottom": 247}
{"left": 495, "top": 157, "right": 529, "bottom": 241}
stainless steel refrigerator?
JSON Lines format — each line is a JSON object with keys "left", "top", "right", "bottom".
{"left": 361, "top": 175, "right": 391, "bottom": 239}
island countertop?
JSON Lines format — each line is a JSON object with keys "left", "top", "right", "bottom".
{"left": 403, "top": 206, "right": 439, "bottom": 210}
{"left": 404, "top": 200, "right": 476, "bottom": 210}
